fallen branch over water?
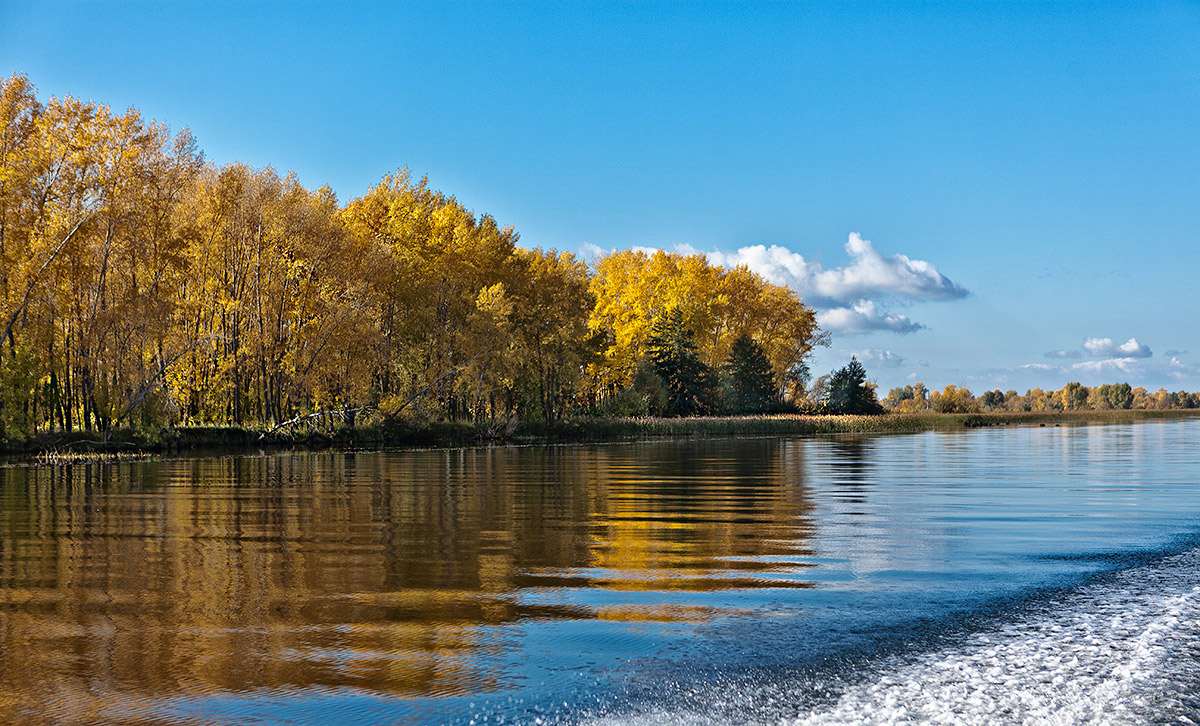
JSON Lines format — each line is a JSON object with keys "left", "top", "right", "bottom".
{"left": 259, "top": 406, "right": 380, "bottom": 439}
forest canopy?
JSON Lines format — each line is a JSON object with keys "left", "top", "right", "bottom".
{"left": 0, "top": 73, "right": 827, "bottom": 440}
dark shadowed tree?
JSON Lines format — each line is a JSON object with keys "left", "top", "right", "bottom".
{"left": 1100, "top": 382, "right": 1134, "bottom": 410}
{"left": 646, "top": 308, "right": 713, "bottom": 416}
{"left": 823, "top": 357, "right": 884, "bottom": 415}
{"left": 721, "top": 334, "right": 776, "bottom": 414}
{"left": 979, "top": 389, "right": 1006, "bottom": 411}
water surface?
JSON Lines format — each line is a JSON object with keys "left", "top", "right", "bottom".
{"left": 1, "top": 420, "right": 1198, "bottom": 724}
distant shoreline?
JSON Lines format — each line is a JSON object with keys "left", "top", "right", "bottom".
{"left": 8, "top": 409, "right": 1199, "bottom": 463}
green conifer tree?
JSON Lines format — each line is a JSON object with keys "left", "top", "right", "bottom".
{"left": 646, "top": 308, "right": 713, "bottom": 416}
{"left": 823, "top": 357, "right": 883, "bottom": 415}
{"left": 721, "top": 334, "right": 776, "bottom": 414}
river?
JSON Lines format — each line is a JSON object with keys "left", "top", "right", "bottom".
{"left": 1, "top": 419, "right": 1198, "bottom": 724}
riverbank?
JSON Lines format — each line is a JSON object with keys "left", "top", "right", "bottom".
{"left": 6, "top": 409, "right": 1200, "bottom": 462}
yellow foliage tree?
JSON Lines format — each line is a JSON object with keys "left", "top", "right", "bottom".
{"left": 929, "top": 384, "right": 979, "bottom": 413}
{"left": 588, "top": 249, "right": 823, "bottom": 401}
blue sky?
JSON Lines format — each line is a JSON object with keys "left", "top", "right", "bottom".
{"left": 3, "top": 1, "right": 1198, "bottom": 394}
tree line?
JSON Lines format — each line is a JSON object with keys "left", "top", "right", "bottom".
{"left": 0, "top": 74, "right": 826, "bottom": 441}
{"left": 884, "top": 381, "right": 1200, "bottom": 413}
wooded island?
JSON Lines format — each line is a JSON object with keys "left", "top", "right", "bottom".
{"left": 2, "top": 74, "right": 1197, "bottom": 450}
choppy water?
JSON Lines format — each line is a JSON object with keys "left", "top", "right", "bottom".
{"left": 1, "top": 420, "right": 1199, "bottom": 724}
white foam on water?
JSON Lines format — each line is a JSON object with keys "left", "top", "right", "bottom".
{"left": 586, "top": 548, "right": 1200, "bottom": 726}
{"left": 792, "top": 586, "right": 1200, "bottom": 725}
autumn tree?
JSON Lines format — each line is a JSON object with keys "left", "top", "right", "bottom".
{"left": 884, "top": 383, "right": 929, "bottom": 412}
{"left": 588, "top": 249, "right": 823, "bottom": 405}
{"left": 929, "top": 384, "right": 979, "bottom": 413}
{"left": 1059, "top": 381, "right": 1088, "bottom": 411}
{"left": 0, "top": 73, "right": 204, "bottom": 434}
{"left": 504, "top": 248, "right": 597, "bottom": 422}
{"left": 341, "top": 170, "right": 520, "bottom": 422}
{"left": 166, "top": 163, "right": 377, "bottom": 425}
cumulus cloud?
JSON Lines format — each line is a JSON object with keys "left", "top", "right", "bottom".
{"left": 1082, "top": 337, "right": 1152, "bottom": 359}
{"left": 817, "top": 300, "right": 924, "bottom": 335}
{"left": 1069, "top": 357, "right": 1147, "bottom": 375}
{"left": 847, "top": 348, "right": 907, "bottom": 368}
{"left": 708, "top": 233, "right": 967, "bottom": 308}
{"left": 1045, "top": 336, "right": 1153, "bottom": 361}
{"left": 1165, "top": 349, "right": 1189, "bottom": 357}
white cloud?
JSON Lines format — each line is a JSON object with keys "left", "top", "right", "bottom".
{"left": 1168, "top": 357, "right": 1200, "bottom": 380}
{"left": 1044, "top": 349, "right": 1082, "bottom": 359}
{"left": 817, "top": 300, "right": 923, "bottom": 335}
{"left": 1069, "top": 357, "right": 1147, "bottom": 375}
{"left": 1042, "top": 336, "right": 1153, "bottom": 364}
{"left": 847, "top": 348, "right": 907, "bottom": 368}
{"left": 708, "top": 233, "right": 967, "bottom": 307}
{"left": 822, "top": 233, "right": 968, "bottom": 302}
{"left": 1082, "top": 337, "right": 1152, "bottom": 359}
{"left": 579, "top": 242, "right": 607, "bottom": 263}
{"left": 708, "top": 244, "right": 816, "bottom": 293}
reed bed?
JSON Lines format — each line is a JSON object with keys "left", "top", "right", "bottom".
{"left": 519, "top": 409, "right": 1200, "bottom": 444}
{"left": 7, "top": 409, "right": 1198, "bottom": 462}
{"left": 30, "top": 449, "right": 157, "bottom": 465}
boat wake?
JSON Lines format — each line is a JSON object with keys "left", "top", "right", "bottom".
{"left": 583, "top": 545, "right": 1200, "bottom": 726}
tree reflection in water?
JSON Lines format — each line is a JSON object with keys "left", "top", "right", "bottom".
{"left": 0, "top": 438, "right": 817, "bottom": 719}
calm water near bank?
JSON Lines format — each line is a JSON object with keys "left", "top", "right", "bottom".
{"left": 2, "top": 420, "right": 1199, "bottom": 724}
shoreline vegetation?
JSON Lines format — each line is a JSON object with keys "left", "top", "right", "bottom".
{"left": 10, "top": 409, "right": 1200, "bottom": 463}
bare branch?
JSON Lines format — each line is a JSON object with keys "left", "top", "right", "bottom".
{"left": 258, "top": 406, "right": 379, "bottom": 439}
{"left": 381, "top": 351, "right": 487, "bottom": 422}
{"left": 1, "top": 213, "right": 93, "bottom": 352}
{"left": 257, "top": 351, "right": 487, "bottom": 440}
{"left": 111, "top": 336, "right": 224, "bottom": 430}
